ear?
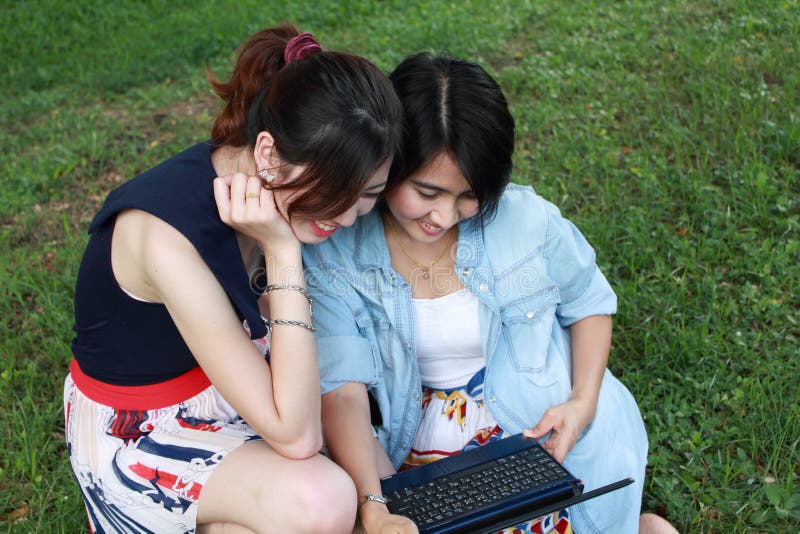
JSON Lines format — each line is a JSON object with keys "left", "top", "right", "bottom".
{"left": 253, "top": 131, "right": 282, "bottom": 174}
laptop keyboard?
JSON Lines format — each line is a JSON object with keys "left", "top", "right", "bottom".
{"left": 385, "top": 446, "right": 571, "bottom": 528}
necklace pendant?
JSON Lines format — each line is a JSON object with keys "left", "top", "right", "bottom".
{"left": 422, "top": 269, "right": 430, "bottom": 279}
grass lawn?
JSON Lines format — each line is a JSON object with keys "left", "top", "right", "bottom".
{"left": 1, "top": 0, "right": 798, "bottom": 531}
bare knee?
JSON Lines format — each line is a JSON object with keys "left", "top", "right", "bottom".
{"left": 252, "top": 458, "right": 356, "bottom": 534}
{"left": 639, "top": 513, "right": 679, "bottom": 534}
{"left": 296, "top": 462, "right": 357, "bottom": 533}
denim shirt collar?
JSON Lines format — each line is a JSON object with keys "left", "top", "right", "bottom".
{"left": 353, "top": 211, "right": 391, "bottom": 271}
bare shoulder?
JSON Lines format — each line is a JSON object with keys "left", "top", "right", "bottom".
{"left": 115, "top": 209, "right": 194, "bottom": 250}
{"left": 113, "top": 209, "right": 206, "bottom": 301}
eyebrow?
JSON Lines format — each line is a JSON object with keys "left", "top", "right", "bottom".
{"left": 364, "top": 180, "right": 388, "bottom": 191}
{"left": 411, "top": 179, "right": 473, "bottom": 196}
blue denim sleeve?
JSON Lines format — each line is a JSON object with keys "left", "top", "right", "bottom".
{"left": 304, "top": 259, "right": 380, "bottom": 394}
{"left": 542, "top": 201, "right": 617, "bottom": 327}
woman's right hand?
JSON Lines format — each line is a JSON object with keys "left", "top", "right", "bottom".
{"left": 361, "top": 505, "right": 418, "bottom": 534}
{"left": 213, "top": 173, "right": 299, "bottom": 257}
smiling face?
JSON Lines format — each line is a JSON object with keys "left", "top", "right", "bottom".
{"left": 384, "top": 152, "right": 479, "bottom": 245}
{"left": 253, "top": 130, "right": 390, "bottom": 244}
{"left": 275, "top": 159, "right": 391, "bottom": 244}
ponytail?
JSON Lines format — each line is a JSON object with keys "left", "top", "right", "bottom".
{"left": 206, "top": 23, "right": 403, "bottom": 220}
{"left": 207, "top": 24, "right": 301, "bottom": 146}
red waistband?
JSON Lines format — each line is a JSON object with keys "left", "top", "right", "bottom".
{"left": 69, "top": 359, "right": 212, "bottom": 410}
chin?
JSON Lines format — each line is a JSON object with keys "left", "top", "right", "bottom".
{"left": 303, "top": 234, "right": 331, "bottom": 245}
{"left": 293, "top": 231, "right": 326, "bottom": 245}
{"left": 292, "top": 226, "right": 334, "bottom": 245}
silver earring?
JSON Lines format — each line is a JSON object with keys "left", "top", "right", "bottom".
{"left": 258, "top": 169, "right": 275, "bottom": 183}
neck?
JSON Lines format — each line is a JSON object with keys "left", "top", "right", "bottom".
{"left": 382, "top": 212, "right": 463, "bottom": 297}
{"left": 384, "top": 213, "right": 456, "bottom": 271}
{"left": 213, "top": 144, "right": 257, "bottom": 176}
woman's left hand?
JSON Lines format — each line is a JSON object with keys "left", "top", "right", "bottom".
{"left": 213, "top": 173, "right": 299, "bottom": 258}
{"left": 522, "top": 397, "right": 597, "bottom": 462}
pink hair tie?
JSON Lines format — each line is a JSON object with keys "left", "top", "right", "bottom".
{"left": 284, "top": 32, "right": 323, "bottom": 64}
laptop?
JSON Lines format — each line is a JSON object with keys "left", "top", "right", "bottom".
{"left": 380, "top": 432, "right": 633, "bottom": 534}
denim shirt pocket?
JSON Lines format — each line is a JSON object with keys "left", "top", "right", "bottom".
{"left": 498, "top": 285, "right": 560, "bottom": 382}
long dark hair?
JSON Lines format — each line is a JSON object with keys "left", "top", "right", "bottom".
{"left": 208, "top": 23, "right": 403, "bottom": 219}
{"left": 388, "top": 53, "right": 515, "bottom": 220}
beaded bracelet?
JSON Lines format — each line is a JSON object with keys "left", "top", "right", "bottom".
{"left": 265, "top": 318, "right": 316, "bottom": 332}
{"left": 264, "top": 284, "right": 313, "bottom": 316}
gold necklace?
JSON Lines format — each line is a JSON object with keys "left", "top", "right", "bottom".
{"left": 385, "top": 215, "right": 455, "bottom": 279}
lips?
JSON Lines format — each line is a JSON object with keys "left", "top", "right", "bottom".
{"left": 311, "top": 220, "right": 338, "bottom": 237}
{"left": 417, "top": 219, "right": 444, "bottom": 236}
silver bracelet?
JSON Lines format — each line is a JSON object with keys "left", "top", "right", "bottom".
{"left": 358, "top": 494, "right": 389, "bottom": 508}
{"left": 265, "top": 318, "right": 316, "bottom": 332}
{"left": 264, "top": 284, "right": 313, "bottom": 316}
{"left": 264, "top": 284, "right": 310, "bottom": 299}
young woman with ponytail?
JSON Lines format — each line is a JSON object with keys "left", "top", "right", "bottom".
{"left": 64, "top": 24, "right": 402, "bottom": 533}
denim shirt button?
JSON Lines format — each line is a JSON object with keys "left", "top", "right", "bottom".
{"left": 526, "top": 311, "right": 535, "bottom": 319}
{"left": 461, "top": 268, "right": 470, "bottom": 277}
{"left": 413, "top": 393, "right": 420, "bottom": 401}
{"left": 479, "top": 283, "right": 489, "bottom": 292}
{"left": 488, "top": 396, "right": 497, "bottom": 403}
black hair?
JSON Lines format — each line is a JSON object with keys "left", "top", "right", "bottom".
{"left": 209, "top": 24, "right": 403, "bottom": 219}
{"left": 388, "top": 53, "right": 515, "bottom": 220}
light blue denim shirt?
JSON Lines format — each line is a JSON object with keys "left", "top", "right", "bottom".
{"left": 303, "top": 185, "right": 648, "bottom": 533}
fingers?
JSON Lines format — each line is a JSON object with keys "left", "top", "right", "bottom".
{"left": 380, "top": 513, "right": 418, "bottom": 534}
{"left": 524, "top": 408, "right": 567, "bottom": 461}
{"left": 525, "top": 410, "right": 557, "bottom": 439}
{"left": 216, "top": 174, "right": 236, "bottom": 186}
{"left": 223, "top": 173, "right": 269, "bottom": 221}
{"left": 213, "top": 177, "right": 232, "bottom": 224}
{"left": 213, "top": 173, "right": 300, "bottom": 251}
{"left": 230, "top": 173, "right": 257, "bottom": 211}
{"left": 545, "top": 433, "right": 569, "bottom": 463}
{"left": 214, "top": 173, "right": 249, "bottom": 219}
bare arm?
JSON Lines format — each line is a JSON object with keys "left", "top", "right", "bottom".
{"left": 138, "top": 211, "right": 320, "bottom": 458}
{"left": 110, "top": 170, "right": 321, "bottom": 459}
{"left": 569, "top": 314, "right": 611, "bottom": 414}
{"left": 323, "top": 382, "right": 417, "bottom": 533}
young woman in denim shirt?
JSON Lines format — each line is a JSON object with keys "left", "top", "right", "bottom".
{"left": 303, "top": 54, "right": 676, "bottom": 534}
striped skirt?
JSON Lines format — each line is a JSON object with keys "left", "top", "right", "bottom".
{"left": 64, "top": 360, "right": 260, "bottom": 533}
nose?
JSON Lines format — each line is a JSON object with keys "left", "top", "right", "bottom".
{"left": 332, "top": 204, "right": 359, "bottom": 228}
{"left": 429, "top": 200, "right": 460, "bottom": 229}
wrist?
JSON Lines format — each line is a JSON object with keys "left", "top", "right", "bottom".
{"left": 263, "top": 247, "right": 303, "bottom": 282}
{"left": 359, "top": 498, "right": 390, "bottom": 527}
{"left": 359, "top": 493, "right": 389, "bottom": 508}
{"left": 568, "top": 393, "right": 598, "bottom": 424}
{"left": 260, "top": 239, "right": 301, "bottom": 261}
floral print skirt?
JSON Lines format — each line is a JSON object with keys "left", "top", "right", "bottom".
{"left": 401, "top": 368, "right": 573, "bottom": 534}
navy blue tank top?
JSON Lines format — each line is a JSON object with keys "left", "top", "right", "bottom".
{"left": 71, "top": 142, "right": 267, "bottom": 385}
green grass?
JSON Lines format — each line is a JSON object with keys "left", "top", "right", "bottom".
{"left": 1, "top": 0, "right": 798, "bottom": 531}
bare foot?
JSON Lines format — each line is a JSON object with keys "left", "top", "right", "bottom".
{"left": 639, "top": 512, "right": 679, "bottom": 534}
